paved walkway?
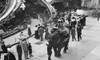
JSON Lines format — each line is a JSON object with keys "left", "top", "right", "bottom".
{"left": 1, "top": 17, "right": 100, "bottom": 60}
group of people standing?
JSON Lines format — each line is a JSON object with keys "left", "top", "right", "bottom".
{"left": 16, "top": 26, "right": 33, "bottom": 60}
{"left": 0, "top": 25, "right": 33, "bottom": 60}
{"left": 0, "top": 8, "right": 88, "bottom": 60}
{"left": 52, "top": 9, "right": 87, "bottom": 42}
{"left": 33, "top": 9, "right": 87, "bottom": 42}
{"left": 70, "top": 14, "right": 87, "bottom": 41}
{"left": 93, "top": 8, "right": 100, "bottom": 21}
{"left": 34, "top": 24, "right": 49, "bottom": 41}
{"left": 45, "top": 9, "right": 88, "bottom": 60}
{"left": 16, "top": 39, "right": 33, "bottom": 60}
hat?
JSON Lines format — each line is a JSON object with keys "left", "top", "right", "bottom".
{"left": 7, "top": 48, "right": 11, "bottom": 52}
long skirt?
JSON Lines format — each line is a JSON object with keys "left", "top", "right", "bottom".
{"left": 45, "top": 32, "right": 50, "bottom": 40}
{"left": 28, "top": 28, "right": 32, "bottom": 36}
{"left": 34, "top": 30, "right": 40, "bottom": 39}
{"left": 71, "top": 29, "right": 75, "bottom": 37}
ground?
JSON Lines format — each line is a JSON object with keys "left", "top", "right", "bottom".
{"left": 0, "top": 17, "right": 100, "bottom": 60}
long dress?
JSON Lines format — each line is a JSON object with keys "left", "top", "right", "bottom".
{"left": 45, "top": 28, "right": 50, "bottom": 40}
{"left": 28, "top": 28, "right": 32, "bottom": 36}
{"left": 34, "top": 30, "right": 40, "bottom": 39}
{"left": 22, "top": 41, "right": 28, "bottom": 60}
{"left": 16, "top": 44, "right": 22, "bottom": 60}
{"left": 38, "top": 27, "right": 44, "bottom": 41}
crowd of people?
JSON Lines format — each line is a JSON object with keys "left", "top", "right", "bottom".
{"left": 28, "top": 9, "right": 87, "bottom": 60}
{"left": 93, "top": 9, "right": 100, "bottom": 21}
{"left": 0, "top": 26, "right": 33, "bottom": 60}
{"left": 44, "top": 9, "right": 87, "bottom": 60}
{"left": 0, "top": 9, "right": 88, "bottom": 60}
{"left": 34, "top": 9, "right": 87, "bottom": 42}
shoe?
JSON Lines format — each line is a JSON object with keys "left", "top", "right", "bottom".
{"left": 31, "top": 55, "right": 33, "bottom": 57}
{"left": 78, "top": 40, "right": 80, "bottom": 41}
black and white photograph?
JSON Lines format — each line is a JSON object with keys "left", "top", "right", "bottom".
{"left": 0, "top": 0, "right": 100, "bottom": 60}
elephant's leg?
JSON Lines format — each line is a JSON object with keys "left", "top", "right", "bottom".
{"left": 53, "top": 46, "right": 58, "bottom": 57}
{"left": 57, "top": 47, "right": 62, "bottom": 57}
{"left": 63, "top": 35, "right": 70, "bottom": 53}
{"left": 57, "top": 43, "right": 63, "bottom": 57}
{"left": 47, "top": 45, "right": 52, "bottom": 60}
{"left": 63, "top": 41, "right": 69, "bottom": 53}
